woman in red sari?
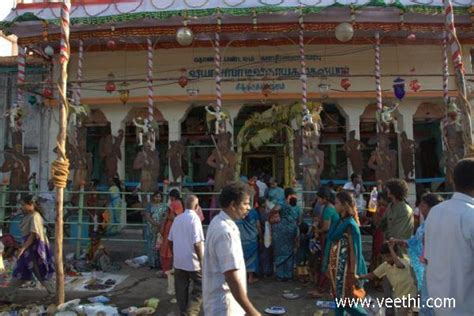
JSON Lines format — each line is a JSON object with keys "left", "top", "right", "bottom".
{"left": 160, "top": 189, "right": 184, "bottom": 272}
{"left": 370, "top": 191, "right": 388, "bottom": 275}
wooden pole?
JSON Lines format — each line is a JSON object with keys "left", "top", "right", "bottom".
{"left": 53, "top": 0, "right": 71, "bottom": 305}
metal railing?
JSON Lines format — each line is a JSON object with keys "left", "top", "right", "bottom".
{"left": 0, "top": 185, "right": 454, "bottom": 257}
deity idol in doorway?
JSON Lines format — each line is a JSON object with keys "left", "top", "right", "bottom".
{"left": 167, "top": 140, "right": 186, "bottom": 181}
{"left": 206, "top": 132, "right": 237, "bottom": 191}
{"left": 133, "top": 142, "right": 160, "bottom": 194}
{"left": 368, "top": 134, "right": 397, "bottom": 183}
{"left": 68, "top": 129, "right": 93, "bottom": 202}
{"left": 343, "top": 130, "right": 366, "bottom": 175}
{"left": 99, "top": 129, "right": 124, "bottom": 179}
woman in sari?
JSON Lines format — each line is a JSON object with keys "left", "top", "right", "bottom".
{"left": 236, "top": 204, "right": 262, "bottom": 284}
{"left": 106, "top": 177, "right": 123, "bottom": 236}
{"left": 143, "top": 191, "right": 168, "bottom": 269}
{"left": 271, "top": 204, "right": 298, "bottom": 281}
{"left": 391, "top": 193, "right": 443, "bottom": 316}
{"left": 160, "top": 189, "right": 184, "bottom": 272}
{"left": 309, "top": 187, "right": 339, "bottom": 297}
{"left": 322, "top": 191, "right": 368, "bottom": 316}
{"left": 7, "top": 195, "right": 55, "bottom": 301}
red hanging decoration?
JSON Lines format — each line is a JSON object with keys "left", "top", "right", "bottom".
{"left": 262, "top": 83, "right": 272, "bottom": 98}
{"left": 107, "top": 39, "right": 116, "bottom": 50}
{"left": 340, "top": 78, "right": 351, "bottom": 90}
{"left": 407, "top": 33, "right": 416, "bottom": 41}
{"left": 43, "top": 87, "right": 53, "bottom": 98}
{"left": 105, "top": 73, "right": 116, "bottom": 93}
{"left": 410, "top": 79, "right": 421, "bottom": 92}
{"left": 409, "top": 67, "right": 421, "bottom": 92}
{"left": 178, "top": 69, "right": 188, "bottom": 88}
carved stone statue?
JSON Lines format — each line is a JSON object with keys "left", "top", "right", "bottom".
{"left": 368, "top": 134, "right": 397, "bottom": 183}
{"left": 376, "top": 103, "right": 398, "bottom": 133}
{"left": 302, "top": 105, "right": 323, "bottom": 137}
{"left": 300, "top": 134, "right": 325, "bottom": 207}
{"left": 133, "top": 143, "right": 160, "bottom": 193}
{"left": 441, "top": 99, "right": 464, "bottom": 188}
{"left": 205, "top": 104, "right": 231, "bottom": 135}
{"left": 206, "top": 132, "right": 237, "bottom": 191}
{"left": 167, "top": 140, "right": 186, "bottom": 181}
{"left": 0, "top": 142, "right": 30, "bottom": 205}
{"left": 133, "top": 117, "right": 156, "bottom": 151}
{"left": 4, "top": 105, "right": 25, "bottom": 132}
{"left": 68, "top": 129, "right": 93, "bottom": 196}
{"left": 400, "top": 131, "right": 417, "bottom": 180}
{"left": 99, "top": 129, "right": 124, "bottom": 179}
{"left": 343, "top": 130, "right": 366, "bottom": 175}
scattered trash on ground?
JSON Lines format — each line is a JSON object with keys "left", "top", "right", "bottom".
{"left": 264, "top": 306, "right": 287, "bottom": 314}
{"left": 124, "top": 256, "right": 148, "bottom": 268}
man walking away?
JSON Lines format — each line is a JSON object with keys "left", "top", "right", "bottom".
{"left": 168, "top": 195, "right": 204, "bottom": 316}
{"left": 203, "top": 182, "right": 261, "bottom": 316}
{"left": 425, "top": 159, "right": 474, "bottom": 316}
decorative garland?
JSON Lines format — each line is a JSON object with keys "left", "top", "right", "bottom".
{"left": 75, "top": 39, "right": 83, "bottom": 105}
{"left": 114, "top": 0, "right": 143, "bottom": 15}
{"left": 299, "top": 13, "right": 307, "bottom": 108}
{"left": 374, "top": 32, "right": 383, "bottom": 131}
{"left": 147, "top": 38, "right": 154, "bottom": 125}
{"left": 15, "top": 21, "right": 473, "bottom": 46}
{"left": 442, "top": 30, "right": 449, "bottom": 105}
{"left": 214, "top": 19, "right": 223, "bottom": 129}
{"left": 184, "top": 0, "right": 211, "bottom": 9}
{"left": 150, "top": 0, "right": 176, "bottom": 10}
{"left": 16, "top": 46, "right": 25, "bottom": 106}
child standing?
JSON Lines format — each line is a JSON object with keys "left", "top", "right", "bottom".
{"left": 370, "top": 191, "right": 389, "bottom": 273}
{"left": 295, "top": 222, "right": 310, "bottom": 282}
{"left": 359, "top": 242, "right": 417, "bottom": 316}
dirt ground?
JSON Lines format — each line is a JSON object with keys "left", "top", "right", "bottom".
{"left": 0, "top": 229, "right": 379, "bottom": 315}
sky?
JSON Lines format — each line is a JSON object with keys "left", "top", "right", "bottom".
{"left": 0, "top": 1, "right": 15, "bottom": 22}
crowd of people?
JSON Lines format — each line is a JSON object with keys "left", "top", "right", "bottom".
{"left": 1, "top": 159, "right": 473, "bottom": 316}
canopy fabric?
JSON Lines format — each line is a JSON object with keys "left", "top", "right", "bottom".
{"left": 3, "top": 0, "right": 470, "bottom": 26}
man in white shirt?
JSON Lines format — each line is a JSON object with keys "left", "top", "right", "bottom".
{"left": 168, "top": 195, "right": 204, "bottom": 316}
{"left": 256, "top": 175, "right": 268, "bottom": 199}
{"left": 203, "top": 182, "right": 261, "bottom": 316}
{"left": 425, "top": 159, "right": 474, "bottom": 316}
{"left": 343, "top": 173, "right": 366, "bottom": 214}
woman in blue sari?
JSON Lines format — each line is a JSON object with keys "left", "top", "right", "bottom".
{"left": 7, "top": 195, "right": 55, "bottom": 301}
{"left": 391, "top": 193, "right": 443, "bottom": 316}
{"left": 106, "top": 177, "right": 123, "bottom": 236}
{"left": 143, "top": 191, "right": 168, "bottom": 269}
{"left": 236, "top": 205, "right": 262, "bottom": 284}
{"left": 272, "top": 204, "right": 298, "bottom": 281}
{"left": 323, "top": 191, "right": 368, "bottom": 316}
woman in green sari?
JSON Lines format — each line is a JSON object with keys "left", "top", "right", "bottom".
{"left": 106, "top": 177, "right": 123, "bottom": 236}
{"left": 322, "top": 191, "right": 368, "bottom": 316}
{"left": 142, "top": 191, "right": 168, "bottom": 269}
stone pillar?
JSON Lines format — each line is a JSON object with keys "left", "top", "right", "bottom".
{"left": 337, "top": 99, "right": 368, "bottom": 177}
{"left": 397, "top": 100, "right": 418, "bottom": 206}
{"left": 161, "top": 103, "right": 191, "bottom": 183}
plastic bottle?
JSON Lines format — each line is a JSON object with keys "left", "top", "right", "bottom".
{"left": 368, "top": 187, "right": 378, "bottom": 214}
